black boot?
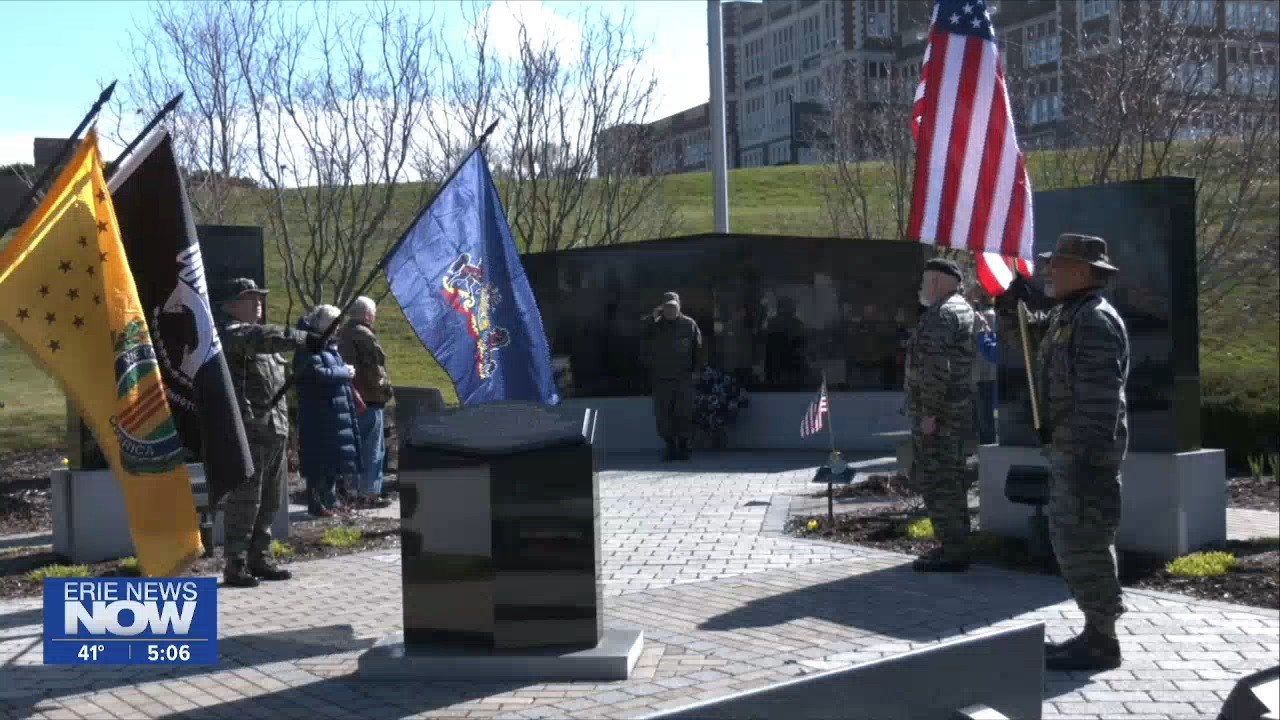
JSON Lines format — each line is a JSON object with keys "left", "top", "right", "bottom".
{"left": 662, "top": 441, "right": 677, "bottom": 462}
{"left": 912, "top": 546, "right": 971, "bottom": 573}
{"left": 676, "top": 438, "right": 692, "bottom": 461}
{"left": 248, "top": 556, "right": 293, "bottom": 582}
{"left": 222, "top": 557, "right": 259, "bottom": 588}
{"left": 1045, "top": 623, "right": 1121, "bottom": 672}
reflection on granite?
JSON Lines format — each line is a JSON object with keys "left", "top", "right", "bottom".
{"left": 998, "top": 178, "right": 1200, "bottom": 453}
{"left": 399, "top": 404, "right": 601, "bottom": 652}
{"left": 522, "top": 234, "right": 929, "bottom": 395}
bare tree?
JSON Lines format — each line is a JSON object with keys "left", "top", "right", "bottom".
{"left": 814, "top": 61, "right": 915, "bottom": 241}
{"left": 231, "top": 0, "right": 435, "bottom": 316}
{"left": 121, "top": 0, "right": 258, "bottom": 223}
{"left": 1050, "top": 0, "right": 1279, "bottom": 320}
{"left": 429, "top": 2, "right": 669, "bottom": 252}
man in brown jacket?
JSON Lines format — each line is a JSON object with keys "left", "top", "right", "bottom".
{"left": 338, "top": 296, "right": 393, "bottom": 508}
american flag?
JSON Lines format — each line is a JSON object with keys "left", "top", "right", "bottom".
{"left": 909, "top": 0, "right": 1034, "bottom": 272}
{"left": 800, "top": 378, "right": 828, "bottom": 438}
{"left": 975, "top": 251, "right": 1034, "bottom": 296}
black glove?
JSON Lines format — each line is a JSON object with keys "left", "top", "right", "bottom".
{"left": 304, "top": 332, "right": 325, "bottom": 354}
{"left": 995, "top": 276, "right": 1029, "bottom": 313}
{"left": 1036, "top": 423, "right": 1051, "bottom": 447}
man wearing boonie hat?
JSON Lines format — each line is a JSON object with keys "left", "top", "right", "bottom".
{"left": 216, "top": 278, "right": 324, "bottom": 589}
{"left": 644, "top": 291, "right": 703, "bottom": 461}
{"left": 1032, "top": 233, "right": 1130, "bottom": 672}
{"left": 904, "top": 257, "right": 978, "bottom": 573}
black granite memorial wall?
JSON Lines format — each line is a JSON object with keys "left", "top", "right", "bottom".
{"left": 997, "top": 177, "right": 1200, "bottom": 453}
{"left": 521, "top": 233, "right": 929, "bottom": 397}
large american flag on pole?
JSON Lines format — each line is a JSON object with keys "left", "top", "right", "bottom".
{"left": 909, "top": 0, "right": 1035, "bottom": 295}
{"left": 800, "top": 378, "right": 828, "bottom": 438}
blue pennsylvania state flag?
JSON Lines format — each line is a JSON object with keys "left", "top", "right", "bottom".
{"left": 385, "top": 149, "right": 559, "bottom": 406}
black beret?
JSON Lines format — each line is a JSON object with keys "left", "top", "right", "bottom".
{"left": 924, "top": 258, "right": 963, "bottom": 282}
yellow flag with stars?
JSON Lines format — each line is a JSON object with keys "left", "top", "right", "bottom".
{"left": 0, "top": 130, "right": 203, "bottom": 576}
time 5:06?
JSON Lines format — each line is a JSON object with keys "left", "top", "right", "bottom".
{"left": 146, "top": 644, "right": 191, "bottom": 662}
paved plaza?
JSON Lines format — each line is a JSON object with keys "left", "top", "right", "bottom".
{"left": 1, "top": 452, "right": 1276, "bottom": 719}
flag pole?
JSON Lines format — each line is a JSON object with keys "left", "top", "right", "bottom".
{"left": 105, "top": 92, "right": 184, "bottom": 180}
{"left": 822, "top": 373, "right": 836, "bottom": 524}
{"left": 3, "top": 80, "right": 117, "bottom": 231}
{"left": 260, "top": 119, "right": 502, "bottom": 415}
{"left": 1016, "top": 300, "right": 1042, "bottom": 431}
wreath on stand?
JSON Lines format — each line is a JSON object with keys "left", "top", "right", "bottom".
{"left": 692, "top": 367, "right": 751, "bottom": 449}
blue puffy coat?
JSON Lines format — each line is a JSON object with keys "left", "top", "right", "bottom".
{"left": 293, "top": 319, "right": 363, "bottom": 482}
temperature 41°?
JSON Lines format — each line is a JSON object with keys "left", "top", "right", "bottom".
{"left": 77, "top": 644, "right": 106, "bottom": 662}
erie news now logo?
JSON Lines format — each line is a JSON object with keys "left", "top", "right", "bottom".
{"left": 43, "top": 578, "right": 218, "bottom": 665}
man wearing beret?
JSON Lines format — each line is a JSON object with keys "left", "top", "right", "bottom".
{"left": 217, "top": 278, "right": 324, "bottom": 588}
{"left": 1028, "top": 234, "right": 1130, "bottom": 671}
{"left": 644, "top": 291, "right": 704, "bottom": 461}
{"left": 904, "top": 258, "right": 977, "bottom": 572}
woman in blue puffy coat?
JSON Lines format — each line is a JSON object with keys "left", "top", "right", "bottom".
{"left": 294, "top": 304, "right": 363, "bottom": 517}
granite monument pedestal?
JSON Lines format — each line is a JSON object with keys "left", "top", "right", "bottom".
{"left": 358, "top": 401, "right": 643, "bottom": 681}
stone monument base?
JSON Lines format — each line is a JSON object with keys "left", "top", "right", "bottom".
{"left": 358, "top": 629, "right": 644, "bottom": 681}
{"left": 978, "top": 445, "right": 1226, "bottom": 559}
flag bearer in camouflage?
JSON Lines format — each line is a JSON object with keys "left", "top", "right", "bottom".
{"left": 904, "top": 258, "right": 977, "bottom": 572}
{"left": 217, "top": 278, "right": 323, "bottom": 588}
{"left": 1032, "top": 234, "right": 1130, "bottom": 672}
{"left": 644, "top": 292, "right": 704, "bottom": 461}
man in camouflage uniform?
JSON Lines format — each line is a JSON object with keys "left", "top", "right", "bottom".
{"left": 644, "top": 292, "right": 704, "bottom": 461}
{"left": 904, "top": 258, "right": 977, "bottom": 572}
{"left": 218, "top": 278, "right": 323, "bottom": 588}
{"left": 1027, "top": 234, "right": 1130, "bottom": 671}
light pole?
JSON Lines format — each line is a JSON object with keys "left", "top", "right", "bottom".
{"left": 707, "top": 0, "right": 730, "bottom": 234}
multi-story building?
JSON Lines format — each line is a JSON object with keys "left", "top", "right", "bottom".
{"left": 600, "top": 0, "right": 1278, "bottom": 175}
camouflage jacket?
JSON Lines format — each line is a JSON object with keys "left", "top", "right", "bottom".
{"left": 220, "top": 319, "right": 309, "bottom": 438}
{"left": 644, "top": 314, "right": 704, "bottom": 381}
{"left": 904, "top": 292, "right": 976, "bottom": 433}
{"left": 338, "top": 320, "right": 393, "bottom": 405}
{"left": 1034, "top": 288, "right": 1130, "bottom": 463}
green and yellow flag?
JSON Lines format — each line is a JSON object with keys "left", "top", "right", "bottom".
{"left": 0, "top": 130, "right": 203, "bottom": 576}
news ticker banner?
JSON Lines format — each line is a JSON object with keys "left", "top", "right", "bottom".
{"left": 43, "top": 578, "right": 217, "bottom": 665}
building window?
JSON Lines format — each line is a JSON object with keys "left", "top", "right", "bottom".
{"left": 866, "top": 60, "right": 890, "bottom": 100}
{"left": 742, "top": 148, "right": 764, "bottom": 167}
{"left": 1026, "top": 76, "right": 1062, "bottom": 126}
{"left": 823, "top": 1, "right": 837, "bottom": 44}
{"left": 771, "top": 86, "right": 793, "bottom": 134}
{"left": 802, "top": 14, "right": 821, "bottom": 56}
{"left": 769, "top": 141, "right": 791, "bottom": 165}
{"left": 866, "top": 0, "right": 891, "bottom": 39}
{"left": 1023, "top": 18, "right": 1060, "bottom": 67}
{"left": 744, "top": 37, "right": 768, "bottom": 78}
{"left": 1226, "top": 45, "right": 1279, "bottom": 96}
{"left": 1161, "top": 0, "right": 1215, "bottom": 26}
{"left": 1169, "top": 61, "right": 1218, "bottom": 94}
{"left": 744, "top": 95, "right": 767, "bottom": 144}
{"left": 803, "top": 75, "right": 822, "bottom": 99}
{"left": 774, "top": 27, "right": 794, "bottom": 68}
{"left": 1080, "top": 0, "right": 1114, "bottom": 22}
{"left": 1226, "top": 1, "right": 1280, "bottom": 31}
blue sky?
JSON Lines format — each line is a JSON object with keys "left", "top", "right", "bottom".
{"left": 0, "top": 0, "right": 711, "bottom": 166}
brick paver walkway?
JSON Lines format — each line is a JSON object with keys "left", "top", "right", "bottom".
{"left": 1, "top": 452, "right": 1276, "bottom": 720}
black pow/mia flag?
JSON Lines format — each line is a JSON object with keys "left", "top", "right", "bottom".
{"left": 108, "top": 129, "right": 253, "bottom": 509}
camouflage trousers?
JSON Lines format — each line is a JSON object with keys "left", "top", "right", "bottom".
{"left": 1047, "top": 449, "right": 1125, "bottom": 626}
{"left": 652, "top": 378, "right": 694, "bottom": 444}
{"left": 910, "top": 432, "right": 971, "bottom": 558}
{"left": 223, "top": 431, "right": 287, "bottom": 563}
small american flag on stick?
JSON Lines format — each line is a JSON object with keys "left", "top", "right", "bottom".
{"left": 800, "top": 378, "right": 828, "bottom": 438}
{"left": 909, "top": 0, "right": 1035, "bottom": 283}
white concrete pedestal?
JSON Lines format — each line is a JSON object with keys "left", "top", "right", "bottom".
{"left": 50, "top": 463, "right": 290, "bottom": 564}
{"left": 978, "top": 445, "right": 1226, "bottom": 559}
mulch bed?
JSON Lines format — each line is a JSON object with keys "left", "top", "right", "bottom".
{"left": 789, "top": 503, "right": 1280, "bottom": 610}
{"left": 0, "top": 512, "right": 400, "bottom": 600}
{"left": 1229, "top": 474, "right": 1279, "bottom": 512}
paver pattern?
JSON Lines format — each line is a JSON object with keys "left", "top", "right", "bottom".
{"left": 1, "top": 452, "right": 1276, "bottom": 720}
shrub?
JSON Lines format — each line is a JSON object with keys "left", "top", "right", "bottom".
{"left": 905, "top": 517, "right": 935, "bottom": 539}
{"left": 26, "top": 564, "right": 90, "bottom": 582}
{"left": 1200, "top": 365, "right": 1279, "bottom": 471}
{"left": 321, "top": 527, "right": 363, "bottom": 547}
{"left": 1166, "top": 551, "right": 1237, "bottom": 577}
{"left": 270, "top": 540, "right": 294, "bottom": 558}
{"left": 117, "top": 557, "right": 140, "bottom": 576}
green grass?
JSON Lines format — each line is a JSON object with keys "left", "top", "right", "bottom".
{"left": 270, "top": 539, "right": 294, "bottom": 558}
{"left": 905, "top": 517, "right": 935, "bottom": 540}
{"left": 116, "top": 557, "right": 140, "bottom": 576}
{"left": 320, "top": 526, "right": 363, "bottom": 548}
{"left": 2, "top": 150, "right": 1275, "bottom": 453}
{"left": 25, "top": 564, "right": 91, "bottom": 582}
{"left": 1166, "top": 551, "right": 1237, "bottom": 578}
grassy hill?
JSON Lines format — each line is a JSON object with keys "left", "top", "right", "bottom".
{"left": 1, "top": 159, "right": 1275, "bottom": 453}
